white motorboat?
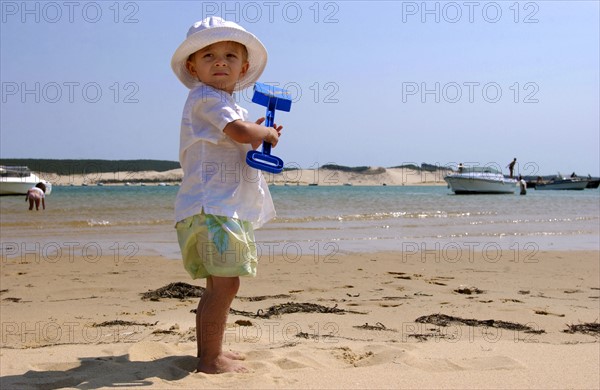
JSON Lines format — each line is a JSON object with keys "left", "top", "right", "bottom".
{"left": 535, "top": 176, "right": 588, "bottom": 190}
{"left": 0, "top": 166, "right": 53, "bottom": 196}
{"left": 444, "top": 166, "right": 517, "bottom": 194}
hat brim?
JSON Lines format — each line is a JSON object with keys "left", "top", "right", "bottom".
{"left": 171, "top": 26, "right": 267, "bottom": 91}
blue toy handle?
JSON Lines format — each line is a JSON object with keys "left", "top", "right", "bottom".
{"left": 261, "top": 141, "right": 272, "bottom": 155}
{"left": 247, "top": 101, "right": 281, "bottom": 173}
{"left": 246, "top": 83, "right": 291, "bottom": 174}
{"left": 261, "top": 104, "right": 275, "bottom": 154}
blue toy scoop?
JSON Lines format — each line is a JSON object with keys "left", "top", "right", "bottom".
{"left": 246, "top": 83, "right": 292, "bottom": 174}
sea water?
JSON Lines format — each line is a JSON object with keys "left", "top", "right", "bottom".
{"left": 1, "top": 185, "right": 598, "bottom": 263}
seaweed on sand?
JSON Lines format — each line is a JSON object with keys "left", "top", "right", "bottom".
{"left": 353, "top": 322, "right": 396, "bottom": 332}
{"left": 415, "top": 313, "right": 545, "bottom": 334}
{"left": 230, "top": 302, "right": 366, "bottom": 319}
{"left": 141, "top": 282, "right": 205, "bottom": 301}
{"left": 454, "top": 286, "right": 484, "bottom": 295}
{"left": 408, "top": 329, "right": 451, "bottom": 342}
{"left": 142, "top": 284, "right": 366, "bottom": 319}
{"left": 238, "top": 294, "right": 293, "bottom": 302}
{"left": 93, "top": 320, "right": 158, "bottom": 327}
{"left": 141, "top": 283, "right": 291, "bottom": 302}
{"left": 563, "top": 322, "right": 600, "bottom": 336}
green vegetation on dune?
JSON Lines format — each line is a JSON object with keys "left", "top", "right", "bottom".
{"left": 320, "top": 164, "right": 372, "bottom": 172}
{"left": 0, "top": 159, "right": 180, "bottom": 175}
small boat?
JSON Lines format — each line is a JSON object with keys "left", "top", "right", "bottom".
{"left": 585, "top": 178, "right": 600, "bottom": 189}
{"left": 0, "top": 166, "right": 52, "bottom": 196}
{"left": 444, "top": 166, "right": 517, "bottom": 194}
{"left": 535, "top": 176, "right": 588, "bottom": 190}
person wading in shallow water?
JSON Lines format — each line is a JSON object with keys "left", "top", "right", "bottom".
{"left": 25, "top": 182, "right": 46, "bottom": 210}
{"left": 518, "top": 175, "right": 527, "bottom": 195}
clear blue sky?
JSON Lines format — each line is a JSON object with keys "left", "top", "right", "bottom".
{"left": 1, "top": 1, "right": 598, "bottom": 176}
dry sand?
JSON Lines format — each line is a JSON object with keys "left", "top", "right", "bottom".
{"left": 55, "top": 167, "right": 450, "bottom": 187}
{"left": 1, "top": 249, "right": 598, "bottom": 389}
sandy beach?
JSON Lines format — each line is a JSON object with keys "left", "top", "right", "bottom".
{"left": 1, "top": 247, "right": 598, "bottom": 389}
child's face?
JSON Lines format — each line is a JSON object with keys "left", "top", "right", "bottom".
{"left": 186, "top": 41, "right": 249, "bottom": 94}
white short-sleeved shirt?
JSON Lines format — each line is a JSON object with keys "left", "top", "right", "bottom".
{"left": 175, "top": 83, "right": 275, "bottom": 228}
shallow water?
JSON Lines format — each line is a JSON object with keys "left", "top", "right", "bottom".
{"left": 1, "top": 185, "right": 598, "bottom": 262}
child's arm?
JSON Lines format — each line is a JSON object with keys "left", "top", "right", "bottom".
{"left": 224, "top": 118, "right": 282, "bottom": 150}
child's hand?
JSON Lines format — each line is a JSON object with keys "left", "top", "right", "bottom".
{"left": 264, "top": 125, "right": 282, "bottom": 147}
{"left": 255, "top": 117, "right": 282, "bottom": 147}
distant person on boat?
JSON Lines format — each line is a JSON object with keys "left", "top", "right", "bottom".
{"left": 507, "top": 158, "right": 517, "bottom": 178}
{"left": 25, "top": 182, "right": 46, "bottom": 210}
{"left": 458, "top": 163, "right": 464, "bottom": 173}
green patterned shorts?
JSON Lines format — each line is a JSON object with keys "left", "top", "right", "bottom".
{"left": 175, "top": 213, "right": 257, "bottom": 279}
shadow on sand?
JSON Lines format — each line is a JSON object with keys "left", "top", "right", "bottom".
{"left": 0, "top": 354, "right": 197, "bottom": 389}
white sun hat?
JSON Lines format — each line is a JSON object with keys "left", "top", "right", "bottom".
{"left": 171, "top": 16, "right": 268, "bottom": 91}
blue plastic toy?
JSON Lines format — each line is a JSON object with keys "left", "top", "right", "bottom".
{"left": 246, "top": 83, "right": 292, "bottom": 174}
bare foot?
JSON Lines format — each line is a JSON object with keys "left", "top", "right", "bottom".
{"left": 196, "top": 354, "right": 249, "bottom": 374}
{"left": 197, "top": 350, "right": 246, "bottom": 361}
{"left": 224, "top": 350, "right": 246, "bottom": 361}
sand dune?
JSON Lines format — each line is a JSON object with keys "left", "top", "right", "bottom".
{"left": 55, "top": 167, "right": 450, "bottom": 186}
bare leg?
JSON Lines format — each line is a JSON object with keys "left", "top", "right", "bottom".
{"left": 195, "top": 276, "right": 211, "bottom": 358}
{"left": 28, "top": 198, "right": 34, "bottom": 210}
{"left": 196, "top": 277, "right": 244, "bottom": 361}
{"left": 196, "top": 276, "right": 247, "bottom": 374}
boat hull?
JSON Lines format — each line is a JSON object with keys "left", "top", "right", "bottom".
{"left": 0, "top": 174, "right": 52, "bottom": 196}
{"left": 535, "top": 180, "right": 588, "bottom": 190}
{"left": 445, "top": 176, "right": 517, "bottom": 194}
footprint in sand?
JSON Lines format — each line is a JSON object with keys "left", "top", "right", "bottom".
{"left": 331, "top": 344, "right": 406, "bottom": 368}
{"left": 127, "top": 341, "right": 178, "bottom": 362}
{"left": 399, "top": 355, "right": 523, "bottom": 371}
{"left": 273, "top": 357, "right": 309, "bottom": 370}
{"left": 244, "top": 349, "right": 321, "bottom": 371}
